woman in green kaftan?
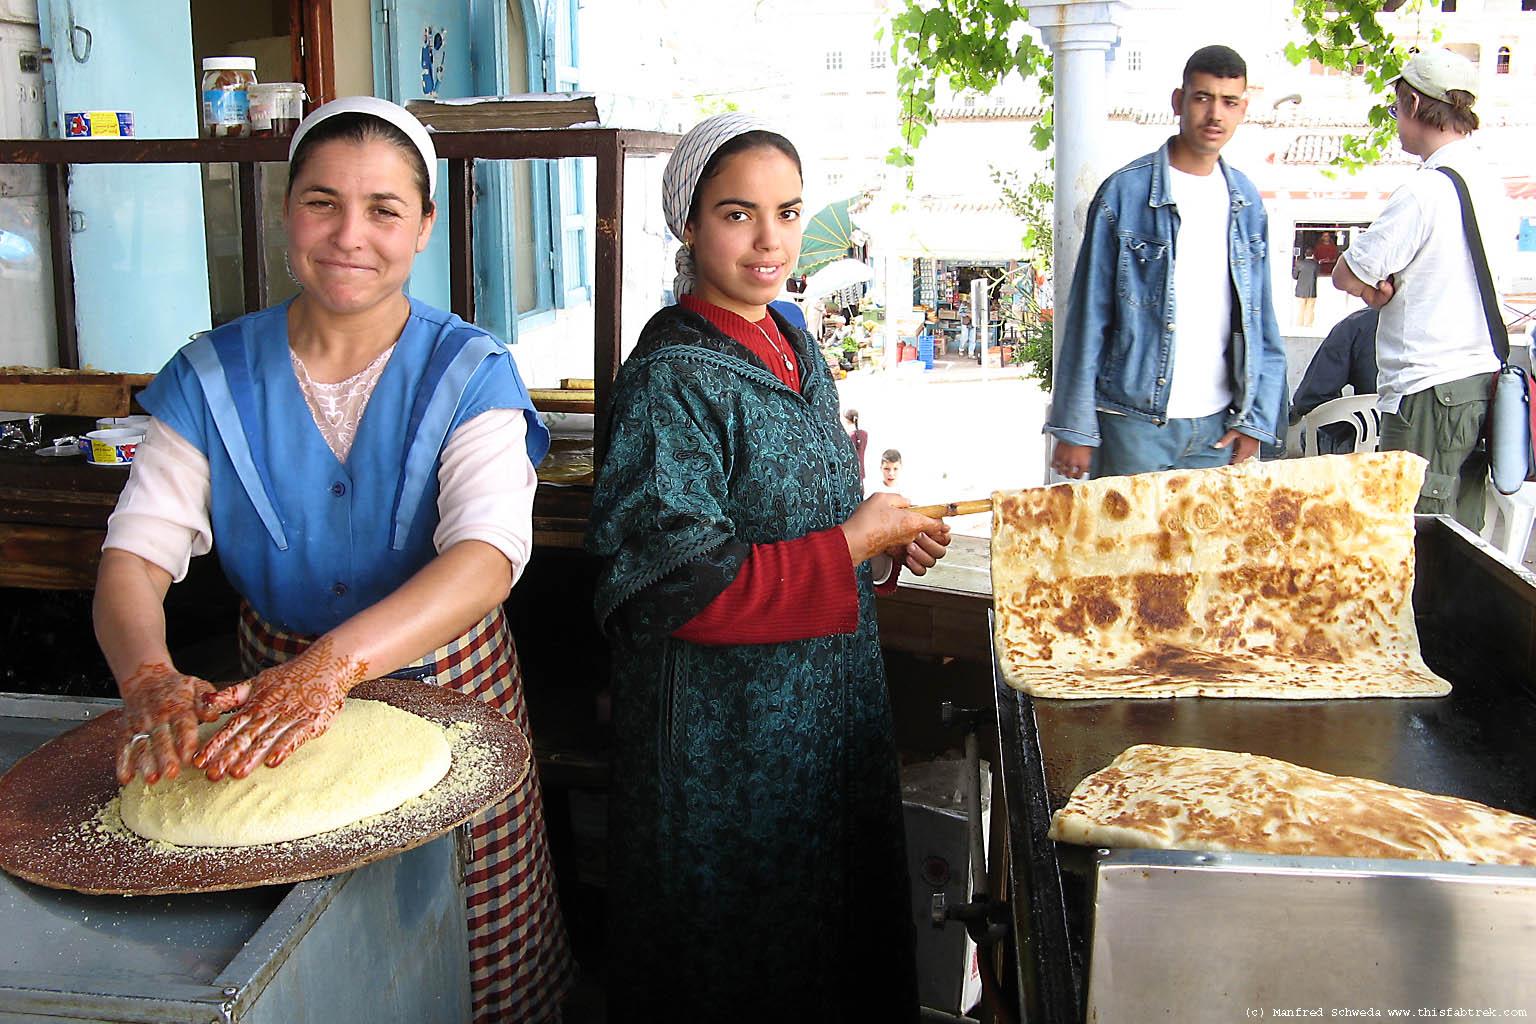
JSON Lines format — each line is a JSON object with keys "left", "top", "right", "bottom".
{"left": 587, "top": 114, "right": 951, "bottom": 1018}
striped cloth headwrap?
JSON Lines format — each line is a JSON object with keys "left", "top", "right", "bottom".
{"left": 662, "top": 112, "right": 773, "bottom": 297}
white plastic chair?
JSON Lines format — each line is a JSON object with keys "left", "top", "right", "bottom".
{"left": 1290, "top": 393, "right": 1381, "bottom": 457}
{"left": 1482, "top": 482, "right": 1536, "bottom": 563}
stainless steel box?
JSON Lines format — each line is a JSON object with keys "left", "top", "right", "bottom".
{"left": 1085, "top": 849, "right": 1536, "bottom": 1023}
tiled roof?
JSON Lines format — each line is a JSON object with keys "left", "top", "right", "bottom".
{"left": 935, "top": 103, "right": 1049, "bottom": 120}
{"left": 918, "top": 197, "right": 1012, "bottom": 213}
{"left": 1280, "top": 133, "right": 1417, "bottom": 165}
{"left": 951, "top": 103, "right": 1534, "bottom": 131}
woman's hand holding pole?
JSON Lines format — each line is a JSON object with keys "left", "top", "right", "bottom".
{"left": 840, "top": 492, "right": 952, "bottom": 576}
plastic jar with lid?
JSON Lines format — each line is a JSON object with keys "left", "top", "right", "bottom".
{"left": 248, "top": 83, "right": 307, "bottom": 137}
{"left": 201, "top": 57, "right": 257, "bottom": 138}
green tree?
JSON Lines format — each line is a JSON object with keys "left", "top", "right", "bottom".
{"left": 882, "top": 0, "right": 1052, "bottom": 176}
{"left": 1286, "top": 0, "right": 1429, "bottom": 172}
{"left": 992, "top": 167, "right": 1055, "bottom": 387}
{"left": 887, "top": 0, "right": 1423, "bottom": 174}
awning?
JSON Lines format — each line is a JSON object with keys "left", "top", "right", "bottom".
{"left": 854, "top": 194, "right": 1028, "bottom": 262}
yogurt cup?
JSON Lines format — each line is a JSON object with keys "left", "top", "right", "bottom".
{"left": 85, "top": 428, "right": 145, "bottom": 467}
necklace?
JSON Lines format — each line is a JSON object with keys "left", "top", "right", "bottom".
{"left": 752, "top": 319, "right": 795, "bottom": 374}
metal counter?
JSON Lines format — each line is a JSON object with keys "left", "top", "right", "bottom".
{"left": 0, "top": 693, "right": 470, "bottom": 1024}
{"left": 995, "top": 516, "right": 1536, "bottom": 1023}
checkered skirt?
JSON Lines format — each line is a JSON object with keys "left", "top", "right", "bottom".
{"left": 238, "top": 603, "right": 576, "bottom": 1023}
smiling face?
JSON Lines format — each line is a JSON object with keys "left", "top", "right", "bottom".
{"left": 1171, "top": 71, "right": 1249, "bottom": 168}
{"left": 682, "top": 146, "right": 804, "bottom": 321}
{"left": 284, "top": 138, "right": 436, "bottom": 318}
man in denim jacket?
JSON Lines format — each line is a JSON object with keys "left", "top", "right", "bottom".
{"left": 1047, "top": 45, "right": 1287, "bottom": 479}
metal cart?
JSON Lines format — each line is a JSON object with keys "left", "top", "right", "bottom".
{"left": 995, "top": 516, "right": 1536, "bottom": 1022}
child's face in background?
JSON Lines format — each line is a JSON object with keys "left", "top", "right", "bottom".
{"left": 881, "top": 460, "right": 900, "bottom": 486}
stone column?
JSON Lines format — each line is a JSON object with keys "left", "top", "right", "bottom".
{"left": 1022, "top": 1, "right": 1127, "bottom": 373}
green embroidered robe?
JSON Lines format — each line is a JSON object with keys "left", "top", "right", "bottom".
{"left": 587, "top": 305, "right": 917, "bottom": 1019}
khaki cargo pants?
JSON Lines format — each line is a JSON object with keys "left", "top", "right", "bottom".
{"left": 1379, "top": 372, "right": 1494, "bottom": 532}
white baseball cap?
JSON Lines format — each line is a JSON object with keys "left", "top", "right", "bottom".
{"left": 1390, "top": 49, "right": 1477, "bottom": 103}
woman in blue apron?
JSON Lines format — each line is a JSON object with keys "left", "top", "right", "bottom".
{"left": 93, "top": 97, "right": 573, "bottom": 1023}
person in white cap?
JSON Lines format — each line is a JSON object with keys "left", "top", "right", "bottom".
{"left": 93, "top": 96, "right": 573, "bottom": 1022}
{"left": 1333, "top": 49, "right": 1511, "bottom": 529}
{"left": 587, "top": 113, "right": 948, "bottom": 1018}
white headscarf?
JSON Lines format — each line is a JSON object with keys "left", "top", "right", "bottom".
{"left": 289, "top": 95, "right": 438, "bottom": 196}
{"left": 662, "top": 112, "right": 775, "bottom": 297}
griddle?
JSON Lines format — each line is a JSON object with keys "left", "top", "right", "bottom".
{"left": 0, "top": 679, "right": 530, "bottom": 895}
{"left": 994, "top": 516, "right": 1536, "bottom": 1023}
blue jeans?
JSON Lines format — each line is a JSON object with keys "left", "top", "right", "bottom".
{"left": 1092, "top": 410, "right": 1232, "bottom": 478}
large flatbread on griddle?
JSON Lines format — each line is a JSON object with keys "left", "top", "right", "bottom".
{"left": 1049, "top": 744, "right": 1536, "bottom": 867}
{"left": 991, "top": 451, "right": 1450, "bottom": 698}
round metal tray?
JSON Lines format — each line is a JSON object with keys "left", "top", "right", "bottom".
{"left": 0, "top": 679, "right": 529, "bottom": 895}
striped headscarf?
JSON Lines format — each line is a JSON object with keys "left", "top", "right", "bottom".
{"left": 662, "top": 112, "right": 773, "bottom": 297}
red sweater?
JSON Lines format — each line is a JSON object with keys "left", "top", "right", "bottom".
{"left": 679, "top": 294, "right": 800, "bottom": 391}
{"left": 672, "top": 296, "right": 885, "bottom": 645}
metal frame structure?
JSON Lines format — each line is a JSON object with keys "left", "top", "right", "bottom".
{"left": 0, "top": 128, "right": 679, "bottom": 457}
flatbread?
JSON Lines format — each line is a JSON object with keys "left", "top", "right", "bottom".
{"left": 1049, "top": 744, "right": 1536, "bottom": 867}
{"left": 990, "top": 451, "right": 1450, "bottom": 698}
{"left": 120, "top": 698, "right": 451, "bottom": 847}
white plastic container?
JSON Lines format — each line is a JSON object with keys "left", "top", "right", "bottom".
{"left": 249, "top": 82, "right": 305, "bottom": 137}
{"left": 95, "top": 414, "right": 150, "bottom": 431}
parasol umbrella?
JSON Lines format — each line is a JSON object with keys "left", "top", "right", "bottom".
{"left": 796, "top": 197, "right": 857, "bottom": 276}
{"left": 803, "top": 258, "right": 875, "bottom": 300}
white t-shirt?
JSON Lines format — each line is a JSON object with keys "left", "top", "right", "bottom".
{"left": 1164, "top": 166, "right": 1235, "bottom": 420}
{"left": 1340, "top": 136, "right": 1506, "bottom": 413}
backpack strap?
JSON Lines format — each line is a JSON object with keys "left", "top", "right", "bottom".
{"left": 1435, "top": 165, "right": 1510, "bottom": 364}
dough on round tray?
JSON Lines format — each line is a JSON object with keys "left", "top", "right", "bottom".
{"left": 120, "top": 698, "right": 451, "bottom": 847}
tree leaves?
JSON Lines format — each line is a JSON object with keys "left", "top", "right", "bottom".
{"left": 885, "top": 0, "right": 1052, "bottom": 170}
{"left": 1286, "top": 0, "right": 1415, "bottom": 172}
{"left": 887, "top": 0, "right": 1418, "bottom": 178}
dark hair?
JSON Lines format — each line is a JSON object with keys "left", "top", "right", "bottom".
{"left": 287, "top": 112, "right": 436, "bottom": 215}
{"left": 1397, "top": 82, "right": 1479, "bottom": 134}
{"left": 686, "top": 130, "right": 803, "bottom": 225}
{"left": 1183, "top": 45, "right": 1247, "bottom": 86}
{"left": 881, "top": 449, "right": 902, "bottom": 463}
{"left": 843, "top": 408, "right": 859, "bottom": 427}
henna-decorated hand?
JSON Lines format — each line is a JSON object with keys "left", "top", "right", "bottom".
{"left": 840, "top": 492, "right": 944, "bottom": 566}
{"left": 116, "top": 662, "right": 218, "bottom": 785}
{"left": 885, "top": 523, "right": 952, "bottom": 577}
{"left": 193, "top": 637, "right": 369, "bottom": 781}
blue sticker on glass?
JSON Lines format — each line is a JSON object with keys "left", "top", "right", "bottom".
{"left": 420, "top": 25, "right": 447, "bottom": 97}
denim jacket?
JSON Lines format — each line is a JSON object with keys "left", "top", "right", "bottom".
{"left": 1046, "top": 139, "right": 1288, "bottom": 446}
